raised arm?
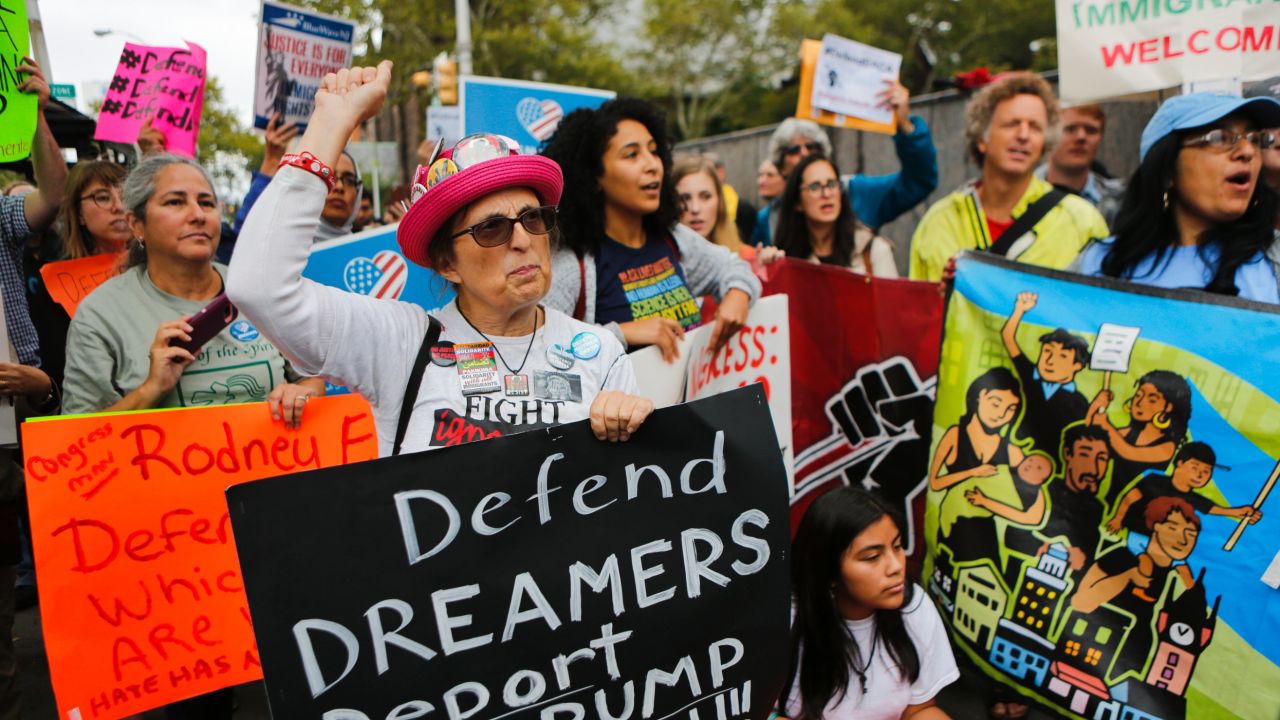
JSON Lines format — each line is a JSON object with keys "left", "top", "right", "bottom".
{"left": 848, "top": 82, "right": 938, "bottom": 230}
{"left": 1105, "top": 486, "right": 1143, "bottom": 534}
{"left": 17, "top": 59, "right": 66, "bottom": 234}
{"left": 1002, "top": 292, "right": 1037, "bottom": 359}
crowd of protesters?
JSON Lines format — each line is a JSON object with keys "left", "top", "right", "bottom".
{"left": 1, "top": 44, "right": 1279, "bottom": 720}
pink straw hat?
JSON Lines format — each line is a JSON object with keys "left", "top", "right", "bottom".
{"left": 397, "top": 134, "right": 563, "bottom": 268}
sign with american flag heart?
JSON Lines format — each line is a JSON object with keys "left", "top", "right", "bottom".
{"left": 304, "top": 223, "right": 454, "bottom": 310}
{"left": 459, "top": 76, "right": 614, "bottom": 154}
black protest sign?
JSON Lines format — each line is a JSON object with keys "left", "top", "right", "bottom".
{"left": 228, "top": 385, "right": 791, "bottom": 720}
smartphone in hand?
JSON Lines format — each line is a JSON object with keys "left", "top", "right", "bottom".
{"left": 170, "top": 295, "right": 238, "bottom": 354}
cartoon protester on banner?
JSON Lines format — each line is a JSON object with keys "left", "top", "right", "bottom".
{"left": 929, "top": 367, "right": 1026, "bottom": 564}
{"left": 964, "top": 451, "right": 1052, "bottom": 585}
{"left": 1087, "top": 370, "right": 1192, "bottom": 508}
{"left": 1107, "top": 441, "right": 1261, "bottom": 552}
{"left": 1066, "top": 497, "right": 1205, "bottom": 682}
{"left": 1002, "top": 292, "right": 1091, "bottom": 468}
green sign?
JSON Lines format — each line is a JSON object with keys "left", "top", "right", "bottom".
{"left": 0, "top": 0, "right": 37, "bottom": 161}
{"left": 50, "top": 83, "right": 75, "bottom": 101}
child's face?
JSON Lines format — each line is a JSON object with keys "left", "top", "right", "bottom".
{"left": 1036, "top": 341, "right": 1083, "bottom": 384}
{"left": 1173, "top": 458, "right": 1213, "bottom": 488}
{"left": 1017, "top": 455, "right": 1052, "bottom": 486}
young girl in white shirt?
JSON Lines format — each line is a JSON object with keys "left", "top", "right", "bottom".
{"left": 781, "top": 487, "right": 959, "bottom": 720}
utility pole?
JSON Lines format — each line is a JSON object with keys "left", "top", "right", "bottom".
{"left": 25, "top": 0, "right": 54, "bottom": 80}
{"left": 454, "top": 0, "right": 472, "bottom": 76}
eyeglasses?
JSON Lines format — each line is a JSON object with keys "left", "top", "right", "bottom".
{"left": 79, "top": 189, "right": 122, "bottom": 209}
{"left": 334, "top": 172, "right": 362, "bottom": 188}
{"left": 801, "top": 179, "right": 841, "bottom": 194}
{"left": 450, "top": 205, "right": 558, "bottom": 247}
{"left": 784, "top": 142, "right": 823, "bottom": 156}
{"left": 1182, "top": 129, "right": 1277, "bottom": 151}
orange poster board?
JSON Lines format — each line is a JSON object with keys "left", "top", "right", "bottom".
{"left": 22, "top": 395, "right": 378, "bottom": 719}
{"left": 39, "top": 253, "right": 124, "bottom": 318}
{"left": 795, "top": 39, "right": 897, "bottom": 135}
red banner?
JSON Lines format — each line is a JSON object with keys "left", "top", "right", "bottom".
{"left": 761, "top": 260, "right": 944, "bottom": 559}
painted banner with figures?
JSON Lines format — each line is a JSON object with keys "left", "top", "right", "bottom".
{"left": 926, "top": 253, "right": 1280, "bottom": 719}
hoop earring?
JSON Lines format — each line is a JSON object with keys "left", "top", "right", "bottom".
{"left": 1152, "top": 411, "right": 1171, "bottom": 430}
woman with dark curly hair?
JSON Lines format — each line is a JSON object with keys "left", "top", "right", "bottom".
{"left": 1074, "top": 93, "right": 1280, "bottom": 301}
{"left": 541, "top": 98, "right": 759, "bottom": 362}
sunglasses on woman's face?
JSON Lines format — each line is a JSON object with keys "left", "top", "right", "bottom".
{"left": 784, "top": 142, "right": 823, "bottom": 156}
{"left": 451, "top": 205, "right": 559, "bottom": 247}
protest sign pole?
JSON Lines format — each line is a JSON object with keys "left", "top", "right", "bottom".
{"left": 1223, "top": 458, "right": 1280, "bottom": 552}
{"left": 25, "top": 0, "right": 54, "bottom": 80}
{"left": 455, "top": 0, "right": 472, "bottom": 76}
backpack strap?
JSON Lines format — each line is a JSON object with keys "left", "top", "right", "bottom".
{"left": 574, "top": 256, "right": 586, "bottom": 321}
{"left": 392, "top": 315, "right": 442, "bottom": 457}
{"left": 988, "top": 189, "right": 1067, "bottom": 257}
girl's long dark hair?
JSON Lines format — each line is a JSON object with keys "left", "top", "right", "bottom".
{"left": 785, "top": 487, "right": 920, "bottom": 719}
{"left": 1101, "top": 131, "right": 1279, "bottom": 296}
{"left": 540, "top": 97, "right": 680, "bottom": 258}
{"left": 774, "top": 155, "right": 858, "bottom": 268}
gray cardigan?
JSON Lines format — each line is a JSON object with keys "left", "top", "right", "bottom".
{"left": 545, "top": 223, "right": 762, "bottom": 347}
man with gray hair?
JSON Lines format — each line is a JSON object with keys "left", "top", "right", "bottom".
{"left": 909, "top": 72, "right": 1108, "bottom": 281}
{"left": 751, "top": 81, "right": 938, "bottom": 245}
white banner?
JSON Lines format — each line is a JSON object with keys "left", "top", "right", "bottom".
{"left": 1057, "top": 0, "right": 1280, "bottom": 103}
{"left": 632, "top": 295, "right": 793, "bottom": 485}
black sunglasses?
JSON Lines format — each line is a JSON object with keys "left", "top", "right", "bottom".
{"left": 450, "top": 205, "right": 558, "bottom": 247}
{"left": 784, "top": 142, "right": 823, "bottom": 156}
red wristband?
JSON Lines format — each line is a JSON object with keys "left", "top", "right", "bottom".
{"left": 279, "top": 151, "right": 336, "bottom": 191}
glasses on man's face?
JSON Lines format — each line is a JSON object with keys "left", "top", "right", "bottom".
{"left": 333, "top": 172, "right": 362, "bottom": 189}
{"left": 784, "top": 142, "right": 823, "bottom": 156}
{"left": 1183, "top": 129, "right": 1278, "bottom": 152}
{"left": 80, "top": 189, "right": 122, "bottom": 210}
{"left": 801, "top": 178, "right": 841, "bottom": 195}
{"left": 451, "top": 205, "right": 558, "bottom": 247}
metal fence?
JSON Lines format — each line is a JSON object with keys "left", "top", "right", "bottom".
{"left": 677, "top": 77, "right": 1163, "bottom": 273}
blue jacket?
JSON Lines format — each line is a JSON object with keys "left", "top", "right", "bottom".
{"left": 750, "top": 115, "right": 939, "bottom": 246}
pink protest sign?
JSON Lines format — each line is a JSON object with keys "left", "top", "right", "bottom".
{"left": 93, "top": 42, "right": 207, "bottom": 157}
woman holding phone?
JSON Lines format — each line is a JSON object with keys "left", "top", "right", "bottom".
{"left": 62, "top": 153, "right": 324, "bottom": 431}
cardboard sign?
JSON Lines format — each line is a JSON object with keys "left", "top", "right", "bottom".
{"left": 1056, "top": 0, "right": 1280, "bottom": 103}
{"left": 23, "top": 395, "right": 379, "bottom": 719}
{"left": 228, "top": 386, "right": 791, "bottom": 719}
{"left": 1090, "top": 322, "right": 1141, "bottom": 373}
{"left": 926, "top": 252, "right": 1280, "bottom": 718}
{"left": 810, "top": 33, "right": 901, "bottom": 126}
{"left": 93, "top": 42, "right": 207, "bottom": 157}
{"left": 0, "top": 0, "right": 37, "bottom": 162}
{"left": 460, "top": 76, "right": 614, "bottom": 153}
{"left": 795, "top": 39, "right": 896, "bottom": 135}
{"left": 39, "top": 253, "right": 124, "bottom": 318}
{"left": 629, "top": 296, "right": 793, "bottom": 484}
{"left": 253, "top": 0, "right": 355, "bottom": 131}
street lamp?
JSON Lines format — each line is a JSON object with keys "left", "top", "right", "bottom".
{"left": 93, "top": 28, "right": 145, "bottom": 43}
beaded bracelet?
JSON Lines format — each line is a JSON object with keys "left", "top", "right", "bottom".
{"left": 279, "top": 151, "right": 337, "bottom": 191}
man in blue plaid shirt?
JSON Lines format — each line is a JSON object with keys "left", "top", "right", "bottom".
{"left": 0, "top": 57, "right": 65, "bottom": 409}
{"left": 0, "top": 56, "right": 66, "bottom": 718}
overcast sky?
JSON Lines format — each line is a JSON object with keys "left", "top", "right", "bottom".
{"left": 39, "top": 0, "right": 263, "bottom": 125}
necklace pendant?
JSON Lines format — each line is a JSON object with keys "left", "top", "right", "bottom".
{"left": 504, "top": 374, "right": 530, "bottom": 397}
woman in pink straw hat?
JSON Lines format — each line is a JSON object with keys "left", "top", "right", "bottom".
{"left": 229, "top": 62, "right": 653, "bottom": 456}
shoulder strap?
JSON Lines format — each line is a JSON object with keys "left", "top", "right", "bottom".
{"left": 392, "top": 315, "right": 442, "bottom": 457}
{"left": 988, "top": 188, "right": 1067, "bottom": 257}
{"left": 574, "top": 256, "right": 586, "bottom": 321}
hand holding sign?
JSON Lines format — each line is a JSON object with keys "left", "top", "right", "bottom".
{"left": 17, "top": 57, "right": 50, "bottom": 112}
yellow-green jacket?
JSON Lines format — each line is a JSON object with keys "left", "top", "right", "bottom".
{"left": 909, "top": 176, "right": 1109, "bottom": 281}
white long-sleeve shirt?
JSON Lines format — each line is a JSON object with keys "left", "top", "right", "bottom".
{"left": 228, "top": 166, "right": 636, "bottom": 456}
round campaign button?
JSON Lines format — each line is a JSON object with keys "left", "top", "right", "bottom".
{"left": 546, "top": 343, "right": 576, "bottom": 370}
{"left": 570, "top": 331, "right": 601, "bottom": 360}
{"left": 430, "top": 342, "right": 457, "bottom": 367}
